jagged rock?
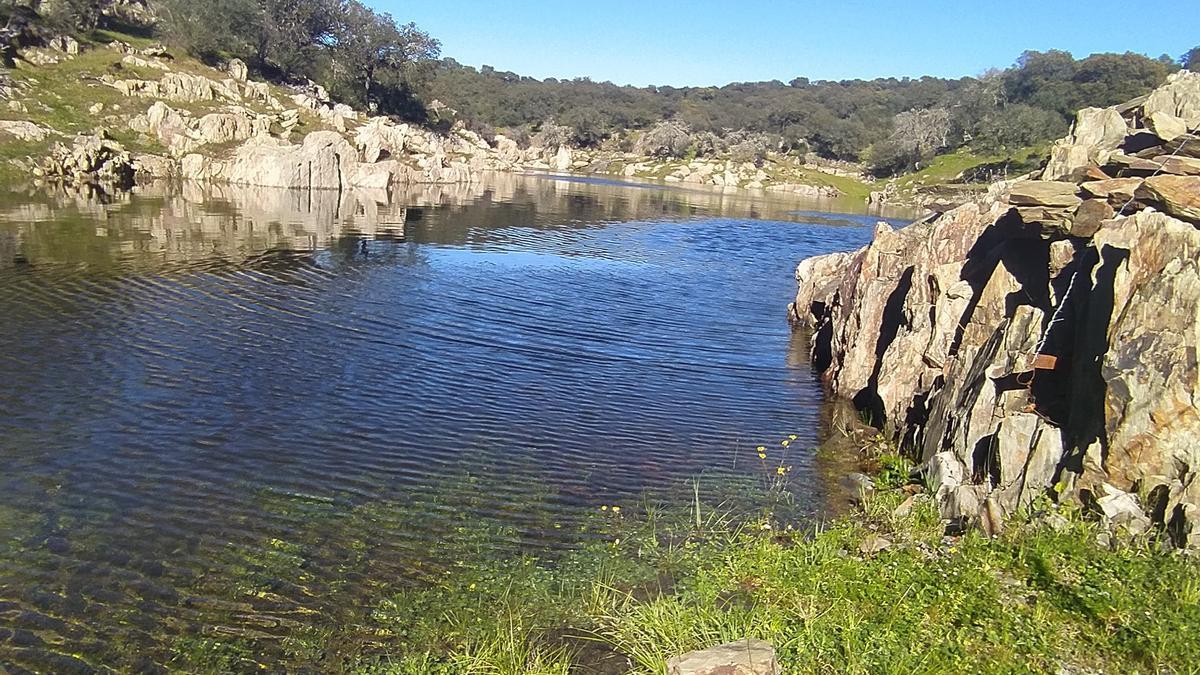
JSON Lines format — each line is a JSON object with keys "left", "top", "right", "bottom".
{"left": 666, "top": 639, "right": 780, "bottom": 675}
{"left": 1043, "top": 108, "right": 1128, "bottom": 180}
{"left": 121, "top": 54, "right": 170, "bottom": 71}
{"left": 794, "top": 189, "right": 1200, "bottom": 539}
{"left": 1008, "top": 181, "right": 1083, "bottom": 208}
{"left": 227, "top": 58, "right": 248, "bottom": 82}
{"left": 1106, "top": 153, "right": 1163, "bottom": 175}
{"left": 42, "top": 134, "right": 133, "bottom": 184}
{"left": 1135, "top": 175, "right": 1200, "bottom": 224}
{"left": 1096, "top": 484, "right": 1152, "bottom": 535}
{"left": 1013, "top": 206, "right": 1074, "bottom": 235}
{"left": 1142, "top": 70, "right": 1200, "bottom": 130}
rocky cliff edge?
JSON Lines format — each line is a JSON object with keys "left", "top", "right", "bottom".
{"left": 790, "top": 71, "right": 1200, "bottom": 546}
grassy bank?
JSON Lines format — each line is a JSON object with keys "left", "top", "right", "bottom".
{"left": 348, "top": 496, "right": 1198, "bottom": 674}
{"left": 283, "top": 430, "right": 1197, "bottom": 674}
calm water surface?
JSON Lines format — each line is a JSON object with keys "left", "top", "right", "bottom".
{"left": 0, "top": 175, "right": 903, "bottom": 671}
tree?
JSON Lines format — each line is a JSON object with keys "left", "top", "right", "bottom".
{"left": 156, "top": 0, "right": 261, "bottom": 61}
{"left": 329, "top": 1, "right": 439, "bottom": 111}
{"left": 255, "top": 0, "right": 342, "bottom": 77}
{"left": 1184, "top": 46, "right": 1200, "bottom": 72}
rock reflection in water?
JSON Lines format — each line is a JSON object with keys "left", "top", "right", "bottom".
{"left": 0, "top": 173, "right": 898, "bottom": 672}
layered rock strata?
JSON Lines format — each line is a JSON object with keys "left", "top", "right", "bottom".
{"left": 791, "top": 72, "right": 1200, "bottom": 546}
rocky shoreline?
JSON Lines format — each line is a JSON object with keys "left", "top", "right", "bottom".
{"left": 0, "top": 40, "right": 847, "bottom": 200}
{"left": 790, "top": 71, "right": 1200, "bottom": 546}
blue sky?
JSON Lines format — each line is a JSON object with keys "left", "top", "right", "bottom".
{"left": 375, "top": 0, "right": 1195, "bottom": 87}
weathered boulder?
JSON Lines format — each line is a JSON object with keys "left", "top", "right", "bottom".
{"left": 1043, "top": 108, "right": 1128, "bottom": 180}
{"left": 227, "top": 58, "right": 248, "bottom": 82}
{"left": 181, "top": 130, "right": 359, "bottom": 190}
{"left": 1142, "top": 70, "right": 1200, "bottom": 130}
{"left": 666, "top": 639, "right": 780, "bottom": 675}
{"left": 1146, "top": 111, "right": 1189, "bottom": 143}
{"left": 1080, "top": 178, "right": 1142, "bottom": 207}
{"left": 0, "top": 120, "right": 51, "bottom": 142}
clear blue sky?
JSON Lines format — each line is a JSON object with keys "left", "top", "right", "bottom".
{"left": 373, "top": 0, "right": 1195, "bottom": 87}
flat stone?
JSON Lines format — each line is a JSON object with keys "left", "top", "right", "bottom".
{"left": 1080, "top": 177, "right": 1143, "bottom": 204}
{"left": 667, "top": 639, "right": 780, "bottom": 675}
{"left": 1008, "top": 181, "right": 1083, "bottom": 208}
{"left": 1106, "top": 153, "right": 1164, "bottom": 175}
{"left": 1154, "top": 155, "right": 1200, "bottom": 176}
{"left": 1135, "top": 175, "right": 1200, "bottom": 223}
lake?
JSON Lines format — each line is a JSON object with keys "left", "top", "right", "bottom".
{"left": 0, "top": 174, "right": 903, "bottom": 672}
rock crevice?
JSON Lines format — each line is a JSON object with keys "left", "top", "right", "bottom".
{"left": 792, "top": 73, "right": 1200, "bottom": 545}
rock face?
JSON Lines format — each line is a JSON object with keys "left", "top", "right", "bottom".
{"left": 792, "top": 77, "right": 1200, "bottom": 547}
{"left": 666, "top": 639, "right": 780, "bottom": 675}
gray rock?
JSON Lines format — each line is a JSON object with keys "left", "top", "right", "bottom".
{"left": 1043, "top": 107, "right": 1128, "bottom": 180}
{"left": 227, "top": 58, "right": 248, "bottom": 82}
{"left": 667, "top": 639, "right": 780, "bottom": 675}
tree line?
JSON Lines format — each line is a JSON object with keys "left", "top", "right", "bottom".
{"left": 3, "top": 1, "right": 1198, "bottom": 176}
{"left": 426, "top": 48, "right": 1195, "bottom": 176}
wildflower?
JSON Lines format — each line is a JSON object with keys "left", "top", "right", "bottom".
{"left": 612, "top": 506, "right": 621, "bottom": 514}
{"left": 758, "top": 452, "right": 767, "bottom": 460}
{"left": 776, "top": 466, "right": 787, "bottom": 476}
{"left": 781, "top": 440, "right": 790, "bottom": 447}
{"left": 789, "top": 434, "right": 797, "bottom": 440}
{"left": 756, "top": 446, "right": 766, "bottom": 452}
{"left": 600, "top": 505, "right": 608, "bottom": 511}
{"left": 469, "top": 583, "right": 477, "bottom": 591}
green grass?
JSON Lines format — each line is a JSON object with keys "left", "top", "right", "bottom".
{"left": 893, "top": 145, "right": 1048, "bottom": 192}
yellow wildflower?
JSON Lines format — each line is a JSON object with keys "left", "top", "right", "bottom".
{"left": 776, "top": 466, "right": 786, "bottom": 475}
{"left": 781, "top": 440, "right": 790, "bottom": 447}
{"left": 600, "top": 505, "right": 608, "bottom": 511}
{"left": 788, "top": 434, "right": 798, "bottom": 441}
{"left": 756, "top": 446, "right": 766, "bottom": 452}
{"left": 612, "top": 506, "right": 621, "bottom": 514}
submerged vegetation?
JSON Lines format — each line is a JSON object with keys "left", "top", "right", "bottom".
{"left": 130, "top": 433, "right": 1198, "bottom": 674}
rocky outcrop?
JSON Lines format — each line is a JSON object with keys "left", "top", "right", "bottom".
{"left": 791, "top": 77, "right": 1200, "bottom": 546}
{"left": 38, "top": 134, "right": 134, "bottom": 185}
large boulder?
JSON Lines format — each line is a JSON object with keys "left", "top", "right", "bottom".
{"left": 181, "top": 130, "right": 359, "bottom": 190}
{"left": 1142, "top": 70, "right": 1200, "bottom": 131}
{"left": 1043, "top": 107, "right": 1129, "bottom": 181}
